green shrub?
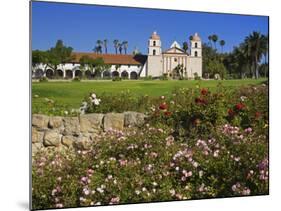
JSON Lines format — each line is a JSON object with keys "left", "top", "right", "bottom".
{"left": 72, "top": 77, "right": 81, "bottom": 82}
{"left": 39, "top": 76, "right": 48, "bottom": 82}
{"left": 159, "top": 73, "right": 168, "bottom": 80}
{"left": 112, "top": 77, "right": 122, "bottom": 81}
{"left": 194, "top": 73, "right": 201, "bottom": 80}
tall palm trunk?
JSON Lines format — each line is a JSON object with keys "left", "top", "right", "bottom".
{"left": 255, "top": 55, "right": 259, "bottom": 79}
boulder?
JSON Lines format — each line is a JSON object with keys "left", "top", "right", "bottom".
{"left": 63, "top": 117, "right": 80, "bottom": 136}
{"left": 43, "top": 131, "right": 62, "bottom": 147}
{"left": 32, "top": 127, "right": 44, "bottom": 143}
{"left": 103, "top": 113, "right": 124, "bottom": 131}
{"left": 124, "top": 112, "right": 146, "bottom": 127}
{"left": 32, "top": 114, "right": 49, "bottom": 129}
{"left": 79, "top": 114, "right": 104, "bottom": 133}
{"left": 61, "top": 135, "right": 76, "bottom": 148}
{"left": 73, "top": 136, "right": 91, "bottom": 150}
{"left": 32, "top": 143, "right": 42, "bottom": 156}
{"left": 48, "top": 116, "right": 63, "bottom": 129}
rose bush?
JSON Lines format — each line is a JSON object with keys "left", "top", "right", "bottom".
{"left": 32, "top": 122, "right": 268, "bottom": 209}
{"left": 32, "top": 83, "right": 268, "bottom": 209}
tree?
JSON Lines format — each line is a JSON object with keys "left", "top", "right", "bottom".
{"left": 207, "top": 59, "right": 227, "bottom": 79}
{"left": 103, "top": 39, "right": 108, "bottom": 54}
{"left": 182, "top": 42, "right": 188, "bottom": 53}
{"left": 115, "top": 64, "right": 121, "bottom": 72}
{"left": 208, "top": 35, "right": 213, "bottom": 47}
{"left": 189, "top": 36, "right": 193, "bottom": 41}
{"left": 259, "top": 63, "right": 269, "bottom": 78}
{"left": 263, "top": 34, "right": 269, "bottom": 65}
{"left": 32, "top": 50, "right": 48, "bottom": 69}
{"left": 243, "top": 31, "right": 267, "bottom": 79}
{"left": 118, "top": 43, "right": 123, "bottom": 54}
{"left": 79, "top": 55, "right": 96, "bottom": 71}
{"left": 219, "top": 40, "right": 225, "bottom": 53}
{"left": 173, "top": 64, "right": 185, "bottom": 79}
{"left": 93, "top": 46, "right": 99, "bottom": 53}
{"left": 202, "top": 43, "right": 217, "bottom": 77}
{"left": 122, "top": 41, "right": 128, "bottom": 54}
{"left": 46, "top": 40, "right": 74, "bottom": 73}
{"left": 113, "top": 40, "right": 119, "bottom": 54}
{"left": 211, "top": 34, "right": 218, "bottom": 50}
{"left": 96, "top": 40, "right": 103, "bottom": 54}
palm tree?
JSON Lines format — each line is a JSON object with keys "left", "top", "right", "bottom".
{"left": 208, "top": 35, "right": 213, "bottom": 48}
{"left": 263, "top": 34, "right": 269, "bottom": 65}
{"left": 244, "top": 31, "right": 267, "bottom": 79}
{"left": 93, "top": 46, "right": 99, "bottom": 53}
{"left": 212, "top": 34, "right": 218, "bottom": 50}
{"left": 118, "top": 43, "right": 123, "bottom": 54}
{"left": 122, "top": 41, "right": 128, "bottom": 54}
{"left": 96, "top": 40, "right": 103, "bottom": 54}
{"left": 233, "top": 45, "right": 250, "bottom": 78}
{"left": 182, "top": 42, "right": 188, "bottom": 53}
{"left": 219, "top": 40, "right": 225, "bottom": 53}
{"left": 189, "top": 35, "right": 193, "bottom": 41}
{"left": 103, "top": 39, "right": 108, "bottom": 54}
{"left": 113, "top": 40, "right": 119, "bottom": 54}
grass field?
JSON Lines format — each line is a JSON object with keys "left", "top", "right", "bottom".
{"left": 32, "top": 79, "right": 267, "bottom": 110}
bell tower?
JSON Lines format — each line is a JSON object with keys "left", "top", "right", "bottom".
{"left": 190, "top": 32, "right": 202, "bottom": 57}
{"left": 188, "top": 32, "right": 202, "bottom": 78}
{"left": 147, "top": 31, "right": 163, "bottom": 77}
{"left": 148, "top": 31, "right": 162, "bottom": 56}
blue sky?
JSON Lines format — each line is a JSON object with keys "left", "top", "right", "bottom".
{"left": 32, "top": 1, "right": 268, "bottom": 54}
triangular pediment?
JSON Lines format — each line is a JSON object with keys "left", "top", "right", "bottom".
{"left": 163, "top": 47, "right": 186, "bottom": 54}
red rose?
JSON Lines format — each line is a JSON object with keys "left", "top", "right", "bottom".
{"left": 228, "top": 108, "right": 235, "bottom": 117}
{"left": 164, "top": 111, "right": 172, "bottom": 117}
{"left": 201, "top": 88, "right": 208, "bottom": 95}
{"left": 195, "top": 97, "right": 207, "bottom": 105}
{"left": 159, "top": 103, "right": 168, "bottom": 110}
{"left": 195, "top": 97, "right": 202, "bottom": 104}
{"left": 255, "top": 111, "right": 261, "bottom": 119}
{"left": 235, "top": 103, "right": 245, "bottom": 111}
{"left": 193, "top": 118, "right": 201, "bottom": 126}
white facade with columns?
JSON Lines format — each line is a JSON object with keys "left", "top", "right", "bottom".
{"left": 145, "top": 31, "right": 202, "bottom": 79}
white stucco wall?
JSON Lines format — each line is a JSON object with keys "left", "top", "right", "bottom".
{"left": 187, "top": 57, "right": 202, "bottom": 78}
{"left": 147, "top": 55, "right": 163, "bottom": 77}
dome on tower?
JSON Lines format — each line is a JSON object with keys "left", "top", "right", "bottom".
{"left": 150, "top": 31, "right": 160, "bottom": 40}
{"left": 192, "top": 33, "right": 201, "bottom": 41}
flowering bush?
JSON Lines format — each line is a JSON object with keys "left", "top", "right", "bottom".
{"left": 83, "top": 90, "right": 160, "bottom": 114}
{"left": 32, "top": 83, "right": 268, "bottom": 209}
{"left": 32, "top": 120, "right": 268, "bottom": 209}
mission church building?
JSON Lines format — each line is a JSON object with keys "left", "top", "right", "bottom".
{"left": 32, "top": 31, "right": 202, "bottom": 79}
{"left": 146, "top": 31, "right": 202, "bottom": 78}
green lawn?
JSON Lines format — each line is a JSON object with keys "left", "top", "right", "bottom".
{"left": 32, "top": 79, "right": 267, "bottom": 110}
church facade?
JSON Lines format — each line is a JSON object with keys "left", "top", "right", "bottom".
{"left": 32, "top": 32, "right": 202, "bottom": 79}
{"left": 146, "top": 31, "right": 202, "bottom": 78}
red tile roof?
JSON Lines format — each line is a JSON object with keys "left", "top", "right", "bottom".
{"left": 71, "top": 52, "right": 147, "bottom": 65}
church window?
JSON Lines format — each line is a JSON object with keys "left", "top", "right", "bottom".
{"left": 174, "top": 58, "right": 177, "bottom": 62}
{"left": 153, "top": 49, "right": 156, "bottom": 55}
{"left": 195, "top": 42, "right": 198, "bottom": 48}
{"left": 195, "top": 51, "right": 198, "bottom": 57}
{"left": 153, "top": 41, "right": 156, "bottom": 46}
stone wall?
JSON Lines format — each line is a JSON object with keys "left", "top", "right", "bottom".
{"left": 32, "top": 112, "right": 146, "bottom": 155}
